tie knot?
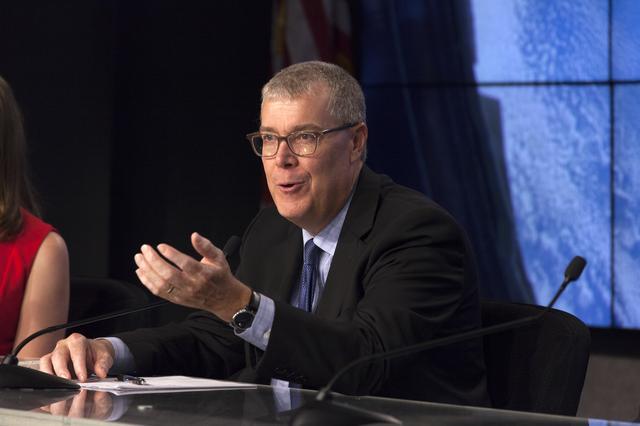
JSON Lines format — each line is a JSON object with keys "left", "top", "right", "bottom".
{"left": 303, "top": 239, "right": 320, "bottom": 266}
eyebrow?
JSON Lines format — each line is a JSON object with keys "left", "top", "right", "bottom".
{"left": 259, "top": 123, "right": 323, "bottom": 133}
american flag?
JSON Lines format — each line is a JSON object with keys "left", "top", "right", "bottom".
{"left": 260, "top": 0, "right": 354, "bottom": 206}
{"left": 271, "top": 0, "right": 353, "bottom": 73}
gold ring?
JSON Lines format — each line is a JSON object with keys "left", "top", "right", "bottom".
{"left": 167, "top": 285, "right": 175, "bottom": 294}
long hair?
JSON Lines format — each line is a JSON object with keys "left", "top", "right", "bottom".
{"left": 0, "top": 76, "right": 39, "bottom": 241}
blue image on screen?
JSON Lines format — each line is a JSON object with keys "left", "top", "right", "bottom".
{"left": 614, "top": 85, "right": 640, "bottom": 328}
{"left": 478, "top": 85, "right": 611, "bottom": 326}
{"left": 612, "top": 0, "right": 640, "bottom": 80}
{"left": 357, "top": 0, "right": 640, "bottom": 328}
{"left": 470, "top": 0, "right": 608, "bottom": 82}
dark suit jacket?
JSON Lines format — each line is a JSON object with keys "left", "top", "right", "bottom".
{"left": 117, "top": 166, "right": 489, "bottom": 407}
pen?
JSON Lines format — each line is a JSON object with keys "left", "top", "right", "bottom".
{"left": 116, "top": 374, "right": 147, "bottom": 385}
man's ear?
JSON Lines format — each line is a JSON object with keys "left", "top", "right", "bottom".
{"left": 350, "top": 123, "right": 368, "bottom": 163}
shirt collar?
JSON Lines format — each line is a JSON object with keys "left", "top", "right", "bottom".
{"left": 302, "top": 190, "right": 355, "bottom": 257}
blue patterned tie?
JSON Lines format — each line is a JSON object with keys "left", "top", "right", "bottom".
{"left": 298, "top": 239, "right": 320, "bottom": 312}
{"left": 286, "top": 239, "right": 320, "bottom": 402}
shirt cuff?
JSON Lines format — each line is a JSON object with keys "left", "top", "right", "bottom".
{"left": 104, "top": 395, "right": 131, "bottom": 421}
{"left": 100, "top": 337, "right": 136, "bottom": 374}
{"left": 234, "top": 294, "right": 274, "bottom": 351}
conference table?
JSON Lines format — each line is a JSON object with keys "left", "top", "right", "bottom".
{"left": 0, "top": 383, "right": 636, "bottom": 425}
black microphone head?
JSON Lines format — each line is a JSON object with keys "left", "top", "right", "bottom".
{"left": 223, "top": 235, "right": 241, "bottom": 258}
{"left": 564, "top": 256, "right": 587, "bottom": 282}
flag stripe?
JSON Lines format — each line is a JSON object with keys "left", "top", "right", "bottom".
{"left": 300, "top": 0, "right": 332, "bottom": 61}
{"left": 285, "top": 0, "right": 319, "bottom": 63}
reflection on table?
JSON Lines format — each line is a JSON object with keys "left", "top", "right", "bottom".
{"left": 0, "top": 384, "right": 623, "bottom": 426}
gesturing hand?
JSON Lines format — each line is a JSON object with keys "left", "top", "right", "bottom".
{"left": 134, "top": 232, "right": 251, "bottom": 322}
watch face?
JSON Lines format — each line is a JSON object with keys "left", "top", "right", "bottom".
{"left": 232, "top": 310, "right": 254, "bottom": 330}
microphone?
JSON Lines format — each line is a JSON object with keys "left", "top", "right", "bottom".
{"left": 290, "top": 256, "right": 588, "bottom": 426}
{"left": 547, "top": 255, "right": 586, "bottom": 309}
{"left": 0, "top": 235, "right": 242, "bottom": 390}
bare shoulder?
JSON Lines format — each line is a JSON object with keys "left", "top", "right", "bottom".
{"left": 29, "top": 232, "right": 70, "bottom": 287}
{"left": 37, "top": 232, "right": 69, "bottom": 263}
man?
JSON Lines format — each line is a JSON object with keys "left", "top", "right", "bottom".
{"left": 41, "top": 61, "right": 489, "bottom": 406}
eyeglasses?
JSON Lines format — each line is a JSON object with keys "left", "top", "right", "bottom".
{"left": 246, "top": 122, "right": 360, "bottom": 157}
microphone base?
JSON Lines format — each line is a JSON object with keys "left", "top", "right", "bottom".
{"left": 0, "top": 364, "right": 79, "bottom": 389}
{"left": 290, "top": 399, "right": 401, "bottom": 426}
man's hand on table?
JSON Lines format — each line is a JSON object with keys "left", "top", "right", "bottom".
{"left": 40, "top": 334, "right": 115, "bottom": 382}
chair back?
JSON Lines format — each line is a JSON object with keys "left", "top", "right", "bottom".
{"left": 68, "top": 277, "right": 151, "bottom": 338}
{"left": 481, "top": 300, "right": 590, "bottom": 416}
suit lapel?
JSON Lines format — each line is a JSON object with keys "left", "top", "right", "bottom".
{"left": 269, "top": 224, "right": 303, "bottom": 302}
{"left": 315, "top": 166, "right": 381, "bottom": 318}
{"left": 244, "top": 223, "right": 302, "bottom": 380}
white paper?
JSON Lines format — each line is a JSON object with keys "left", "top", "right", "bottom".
{"left": 78, "top": 375, "right": 256, "bottom": 396}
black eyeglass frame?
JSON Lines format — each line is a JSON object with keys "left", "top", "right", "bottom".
{"left": 246, "top": 122, "right": 361, "bottom": 157}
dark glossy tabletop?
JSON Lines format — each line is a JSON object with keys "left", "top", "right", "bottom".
{"left": 1, "top": 385, "right": 636, "bottom": 426}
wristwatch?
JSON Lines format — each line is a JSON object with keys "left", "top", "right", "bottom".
{"left": 230, "top": 290, "right": 261, "bottom": 332}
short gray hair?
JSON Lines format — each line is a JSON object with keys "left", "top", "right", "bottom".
{"left": 262, "top": 61, "right": 366, "bottom": 124}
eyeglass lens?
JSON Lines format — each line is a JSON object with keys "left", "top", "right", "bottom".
{"left": 252, "top": 132, "right": 317, "bottom": 157}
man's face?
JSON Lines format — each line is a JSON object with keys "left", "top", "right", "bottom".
{"left": 260, "top": 86, "right": 365, "bottom": 234}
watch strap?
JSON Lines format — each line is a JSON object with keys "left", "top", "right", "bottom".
{"left": 230, "top": 290, "right": 261, "bottom": 331}
{"left": 246, "top": 290, "right": 261, "bottom": 313}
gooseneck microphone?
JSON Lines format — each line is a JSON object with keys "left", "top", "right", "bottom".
{"left": 548, "top": 255, "right": 586, "bottom": 309}
{"left": 6, "top": 301, "right": 170, "bottom": 369}
{"left": 0, "top": 235, "right": 241, "bottom": 389}
{"left": 290, "top": 256, "right": 587, "bottom": 426}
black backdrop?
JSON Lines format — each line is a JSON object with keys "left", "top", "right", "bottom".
{"left": 0, "top": 1, "right": 271, "bottom": 322}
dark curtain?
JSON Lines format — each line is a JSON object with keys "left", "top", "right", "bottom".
{"left": 357, "top": 0, "right": 533, "bottom": 302}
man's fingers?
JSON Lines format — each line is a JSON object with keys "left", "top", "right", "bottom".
{"left": 42, "top": 335, "right": 108, "bottom": 383}
{"left": 93, "top": 357, "right": 111, "bottom": 378}
{"left": 134, "top": 251, "right": 169, "bottom": 296}
{"left": 49, "top": 340, "right": 74, "bottom": 380}
{"left": 157, "top": 243, "right": 201, "bottom": 275}
{"left": 92, "top": 341, "right": 114, "bottom": 378}
{"left": 135, "top": 265, "right": 171, "bottom": 298}
{"left": 191, "top": 232, "right": 223, "bottom": 263}
{"left": 137, "top": 244, "right": 195, "bottom": 290}
{"left": 39, "top": 353, "right": 54, "bottom": 375}
{"left": 140, "top": 245, "right": 180, "bottom": 280}
{"left": 67, "top": 334, "right": 90, "bottom": 381}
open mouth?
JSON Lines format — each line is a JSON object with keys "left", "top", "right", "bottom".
{"left": 278, "top": 180, "right": 305, "bottom": 191}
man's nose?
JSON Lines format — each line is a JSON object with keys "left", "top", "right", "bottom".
{"left": 274, "top": 139, "right": 297, "bottom": 168}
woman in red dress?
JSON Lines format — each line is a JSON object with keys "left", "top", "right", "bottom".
{"left": 0, "top": 76, "right": 69, "bottom": 359}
